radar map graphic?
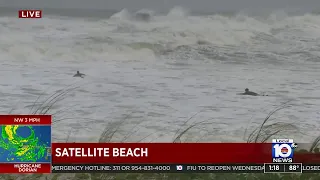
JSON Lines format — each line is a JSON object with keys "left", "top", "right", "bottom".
{"left": 0, "top": 125, "right": 51, "bottom": 162}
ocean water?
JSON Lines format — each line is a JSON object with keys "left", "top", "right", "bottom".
{"left": 0, "top": 7, "right": 319, "bottom": 144}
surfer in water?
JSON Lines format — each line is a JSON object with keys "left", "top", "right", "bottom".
{"left": 73, "top": 71, "right": 85, "bottom": 78}
{"left": 238, "top": 88, "right": 259, "bottom": 96}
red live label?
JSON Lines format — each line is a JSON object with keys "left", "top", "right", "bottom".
{"left": 18, "top": 10, "right": 42, "bottom": 18}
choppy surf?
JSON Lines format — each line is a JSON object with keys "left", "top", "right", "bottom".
{"left": 0, "top": 7, "right": 319, "bottom": 143}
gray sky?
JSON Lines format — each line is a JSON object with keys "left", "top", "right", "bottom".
{"left": 1, "top": 0, "right": 319, "bottom": 12}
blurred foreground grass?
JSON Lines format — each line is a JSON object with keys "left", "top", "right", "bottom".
{"left": 2, "top": 86, "right": 319, "bottom": 180}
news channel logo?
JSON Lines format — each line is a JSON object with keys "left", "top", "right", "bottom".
{"left": 176, "top": 165, "right": 183, "bottom": 171}
{"left": 272, "top": 139, "right": 298, "bottom": 163}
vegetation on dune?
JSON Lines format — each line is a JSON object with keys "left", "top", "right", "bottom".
{"left": 2, "top": 86, "right": 320, "bottom": 179}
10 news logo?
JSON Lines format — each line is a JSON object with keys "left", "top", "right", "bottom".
{"left": 272, "top": 139, "right": 297, "bottom": 163}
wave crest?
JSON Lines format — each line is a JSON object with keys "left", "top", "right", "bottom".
{"left": 1, "top": 9, "right": 320, "bottom": 63}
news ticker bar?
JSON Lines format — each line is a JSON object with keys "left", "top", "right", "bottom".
{"left": 52, "top": 164, "right": 320, "bottom": 173}
{"left": 2, "top": 163, "right": 319, "bottom": 173}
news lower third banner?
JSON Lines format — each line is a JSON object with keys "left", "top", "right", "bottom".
{"left": 51, "top": 143, "right": 320, "bottom": 164}
{"left": 0, "top": 115, "right": 52, "bottom": 173}
{"left": 1, "top": 115, "right": 320, "bottom": 174}
{"left": 51, "top": 163, "right": 320, "bottom": 173}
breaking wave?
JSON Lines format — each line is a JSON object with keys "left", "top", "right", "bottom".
{"left": 1, "top": 7, "right": 320, "bottom": 63}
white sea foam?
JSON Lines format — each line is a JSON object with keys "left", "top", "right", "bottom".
{"left": 0, "top": 8, "right": 319, "bottom": 143}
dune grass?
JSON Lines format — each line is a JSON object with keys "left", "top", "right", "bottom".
{"left": 2, "top": 86, "right": 320, "bottom": 180}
